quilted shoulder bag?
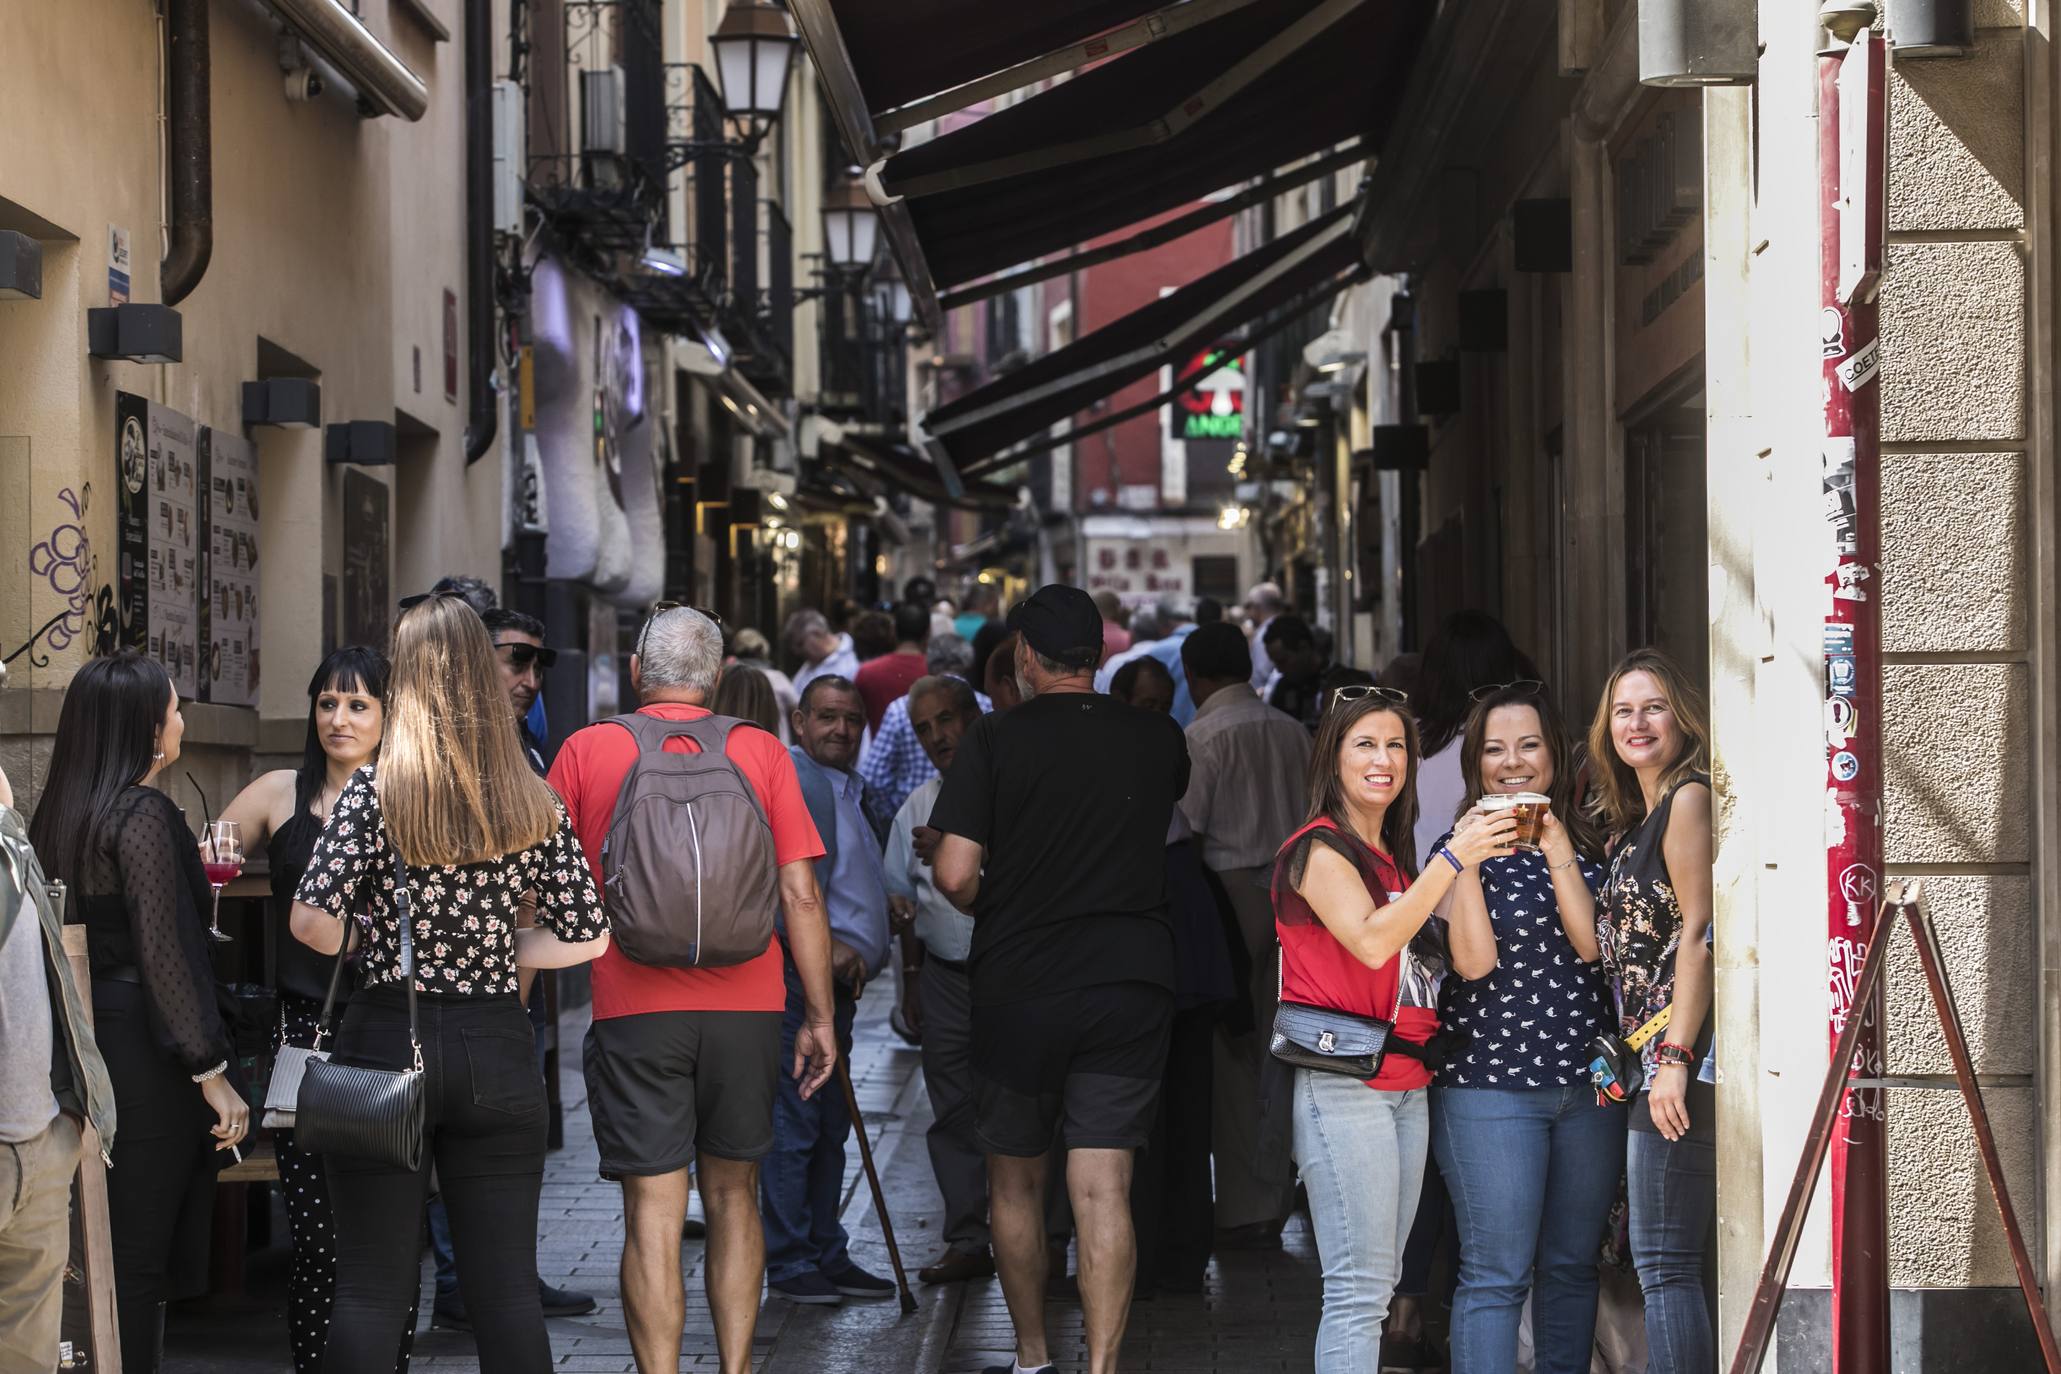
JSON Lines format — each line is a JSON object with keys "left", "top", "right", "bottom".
{"left": 293, "top": 843, "right": 426, "bottom": 1171}
{"left": 1268, "top": 940, "right": 1406, "bottom": 1079}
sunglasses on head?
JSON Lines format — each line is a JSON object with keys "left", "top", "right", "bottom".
{"left": 1327, "top": 684, "right": 1409, "bottom": 710}
{"left": 495, "top": 641, "right": 558, "bottom": 671}
{"left": 1469, "top": 678, "right": 1548, "bottom": 703}
{"left": 635, "top": 601, "right": 724, "bottom": 662}
{"left": 398, "top": 589, "right": 470, "bottom": 612}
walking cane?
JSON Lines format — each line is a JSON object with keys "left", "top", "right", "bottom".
{"left": 838, "top": 1059, "right": 919, "bottom": 1315}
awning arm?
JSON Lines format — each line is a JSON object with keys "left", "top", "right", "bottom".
{"left": 872, "top": 0, "right": 1266, "bottom": 136}
{"left": 936, "top": 137, "right": 1373, "bottom": 313}
{"left": 925, "top": 210, "right": 1356, "bottom": 439}
{"left": 957, "top": 264, "right": 1367, "bottom": 477}
{"left": 881, "top": 0, "right": 1365, "bottom": 201}
{"left": 791, "top": 0, "right": 889, "bottom": 160}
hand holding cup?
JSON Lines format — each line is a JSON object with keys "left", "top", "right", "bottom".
{"left": 1448, "top": 808, "right": 1521, "bottom": 868}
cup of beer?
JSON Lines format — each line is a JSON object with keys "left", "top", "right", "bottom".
{"left": 1480, "top": 792, "right": 1551, "bottom": 851}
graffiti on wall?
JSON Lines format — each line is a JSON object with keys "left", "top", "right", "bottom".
{"left": 6, "top": 485, "right": 120, "bottom": 669}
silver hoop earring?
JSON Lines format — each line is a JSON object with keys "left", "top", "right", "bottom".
{"left": 151, "top": 750, "right": 166, "bottom": 762}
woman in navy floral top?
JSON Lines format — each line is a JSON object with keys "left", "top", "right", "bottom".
{"left": 290, "top": 595, "right": 608, "bottom": 1374}
{"left": 1429, "top": 682, "right": 1622, "bottom": 1374}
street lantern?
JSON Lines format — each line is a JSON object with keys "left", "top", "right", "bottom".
{"left": 873, "top": 256, "right": 913, "bottom": 327}
{"left": 710, "top": 0, "right": 798, "bottom": 133}
{"left": 821, "top": 171, "right": 881, "bottom": 274}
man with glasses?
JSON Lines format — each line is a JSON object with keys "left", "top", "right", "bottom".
{"left": 1178, "top": 623, "right": 1314, "bottom": 1254}
{"left": 484, "top": 608, "right": 556, "bottom": 774}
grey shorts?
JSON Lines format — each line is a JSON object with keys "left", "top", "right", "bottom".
{"left": 583, "top": 1010, "right": 781, "bottom": 1178}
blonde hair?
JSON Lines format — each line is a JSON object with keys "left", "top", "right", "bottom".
{"left": 377, "top": 596, "right": 561, "bottom": 866}
{"left": 1585, "top": 647, "right": 1712, "bottom": 837}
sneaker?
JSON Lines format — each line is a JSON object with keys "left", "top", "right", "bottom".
{"left": 431, "top": 1287, "right": 469, "bottom": 1331}
{"left": 683, "top": 1188, "right": 707, "bottom": 1239}
{"left": 769, "top": 1271, "right": 843, "bottom": 1306}
{"left": 823, "top": 1261, "right": 896, "bottom": 1300}
{"left": 538, "top": 1280, "right": 596, "bottom": 1317}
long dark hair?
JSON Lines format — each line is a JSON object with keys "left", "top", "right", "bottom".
{"left": 1410, "top": 610, "right": 1541, "bottom": 757}
{"left": 1458, "top": 684, "right": 1602, "bottom": 860}
{"left": 1303, "top": 695, "right": 1423, "bottom": 878}
{"left": 29, "top": 652, "right": 174, "bottom": 894}
{"left": 296, "top": 646, "right": 392, "bottom": 816}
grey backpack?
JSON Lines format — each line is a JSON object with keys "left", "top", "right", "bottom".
{"left": 598, "top": 713, "right": 781, "bottom": 968}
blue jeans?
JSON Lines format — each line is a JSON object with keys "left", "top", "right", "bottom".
{"left": 761, "top": 960, "right": 857, "bottom": 1285}
{"left": 1432, "top": 1085, "right": 1627, "bottom": 1374}
{"left": 1627, "top": 1125, "right": 1716, "bottom": 1374}
{"left": 1291, "top": 1071, "right": 1429, "bottom": 1373}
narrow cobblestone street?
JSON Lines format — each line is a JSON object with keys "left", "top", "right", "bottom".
{"left": 164, "top": 993, "right": 1322, "bottom": 1372}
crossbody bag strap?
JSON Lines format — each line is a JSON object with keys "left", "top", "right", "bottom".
{"left": 1626, "top": 1006, "right": 1672, "bottom": 1051}
{"left": 310, "top": 895, "right": 354, "bottom": 1053}
{"left": 393, "top": 843, "right": 423, "bottom": 1073}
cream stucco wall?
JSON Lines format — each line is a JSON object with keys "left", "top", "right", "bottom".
{"left": 0, "top": 0, "right": 502, "bottom": 816}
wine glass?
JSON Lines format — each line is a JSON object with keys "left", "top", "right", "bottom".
{"left": 201, "top": 820, "right": 243, "bottom": 944}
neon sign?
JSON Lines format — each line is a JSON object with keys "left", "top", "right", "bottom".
{"left": 1174, "top": 347, "right": 1245, "bottom": 441}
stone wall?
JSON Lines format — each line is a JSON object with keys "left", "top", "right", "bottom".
{"left": 1877, "top": 9, "right": 2040, "bottom": 1290}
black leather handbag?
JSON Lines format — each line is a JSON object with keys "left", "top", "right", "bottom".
{"left": 294, "top": 846, "right": 426, "bottom": 1172}
{"left": 1267, "top": 942, "right": 1406, "bottom": 1079}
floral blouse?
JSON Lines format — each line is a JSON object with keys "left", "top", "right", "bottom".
{"left": 1596, "top": 774, "right": 1713, "bottom": 1085}
{"left": 294, "top": 768, "right": 606, "bottom": 994}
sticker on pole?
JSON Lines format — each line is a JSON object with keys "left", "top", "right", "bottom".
{"left": 1826, "top": 694, "right": 1857, "bottom": 746}
{"left": 1832, "top": 750, "right": 1861, "bottom": 782}
{"left": 1835, "top": 338, "right": 1880, "bottom": 392}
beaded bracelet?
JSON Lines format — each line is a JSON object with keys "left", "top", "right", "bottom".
{"left": 1654, "top": 1042, "right": 1696, "bottom": 1067}
{"left": 191, "top": 1061, "right": 228, "bottom": 1084}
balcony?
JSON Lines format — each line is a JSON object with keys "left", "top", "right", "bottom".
{"left": 524, "top": 0, "right": 670, "bottom": 259}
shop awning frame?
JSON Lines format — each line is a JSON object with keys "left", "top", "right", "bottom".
{"left": 956, "top": 260, "right": 1368, "bottom": 478}
{"left": 870, "top": 0, "right": 1266, "bottom": 137}
{"left": 822, "top": 434, "right": 1021, "bottom": 512}
{"left": 879, "top": 0, "right": 1362, "bottom": 200}
{"left": 923, "top": 205, "right": 1357, "bottom": 456}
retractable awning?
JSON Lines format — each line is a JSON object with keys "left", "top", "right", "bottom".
{"left": 823, "top": 434, "right": 1021, "bottom": 511}
{"left": 922, "top": 204, "right": 1360, "bottom": 467}
{"left": 793, "top": 0, "right": 1432, "bottom": 324}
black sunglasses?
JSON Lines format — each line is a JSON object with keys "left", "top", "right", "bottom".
{"left": 494, "top": 641, "right": 558, "bottom": 671}
{"left": 398, "top": 589, "right": 469, "bottom": 611}
{"left": 635, "top": 602, "right": 724, "bottom": 662}
{"left": 1469, "top": 678, "right": 1548, "bottom": 703}
{"left": 1327, "top": 684, "right": 1410, "bottom": 710}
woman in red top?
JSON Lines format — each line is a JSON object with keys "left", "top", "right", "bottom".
{"left": 1273, "top": 689, "right": 1515, "bottom": 1371}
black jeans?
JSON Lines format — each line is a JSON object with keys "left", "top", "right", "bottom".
{"left": 322, "top": 988, "right": 548, "bottom": 1374}
{"left": 94, "top": 977, "right": 219, "bottom": 1374}
{"left": 1129, "top": 1003, "right": 1217, "bottom": 1291}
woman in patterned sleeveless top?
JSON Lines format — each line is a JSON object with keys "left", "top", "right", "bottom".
{"left": 1589, "top": 650, "right": 1715, "bottom": 1374}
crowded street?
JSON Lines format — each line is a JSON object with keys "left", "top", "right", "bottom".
{"left": 161, "top": 993, "right": 1326, "bottom": 1374}
{"left": 4, "top": 0, "right": 2059, "bottom": 1372}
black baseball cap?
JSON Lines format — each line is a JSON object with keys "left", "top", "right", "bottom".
{"left": 1006, "top": 585, "right": 1103, "bottom": 671}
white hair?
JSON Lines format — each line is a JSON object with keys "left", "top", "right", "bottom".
{"left": 638, "top": 608, "right": 724, "bottom": 695}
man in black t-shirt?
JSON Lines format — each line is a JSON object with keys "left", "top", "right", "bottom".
{"left": 930, "top": 584, "right": 1189, "bottom": 1374}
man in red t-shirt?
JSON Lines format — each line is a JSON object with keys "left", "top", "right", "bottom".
{"left": 851, "top": 602, "right": 930, "bottom": 732}
{"left": 548, "top": 607, "right": 838, "bottom": 1374}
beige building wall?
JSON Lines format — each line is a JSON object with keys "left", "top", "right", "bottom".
{"left": 1707, "top": 0, "right": 2054, "bottom": 1361}
{"left": 0, "top": 0, "right": 498, "bottom": 817}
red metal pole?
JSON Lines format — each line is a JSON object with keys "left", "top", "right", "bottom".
{"left": 1818, "top": 24, "right": 1888, "bottom": 1372}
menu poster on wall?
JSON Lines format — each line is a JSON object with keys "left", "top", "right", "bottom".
{"left": 200, "top": 428, "right": 260, "bottom": 706}
{"left": 341, "top": 469, "right": 390, "bottom": 649}
{"left": 119, "top": 396, "right": 201, "bottom": 699}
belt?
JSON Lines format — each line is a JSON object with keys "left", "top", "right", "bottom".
{"left": 94, "top": 965, "right": 143, "bottom": 985}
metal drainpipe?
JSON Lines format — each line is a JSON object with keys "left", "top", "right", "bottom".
{"left": 462, "top": 0, "right": 497, "bottom": 463}
{"left": 161, "top": 0, "right": 212, "bottom": 306}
